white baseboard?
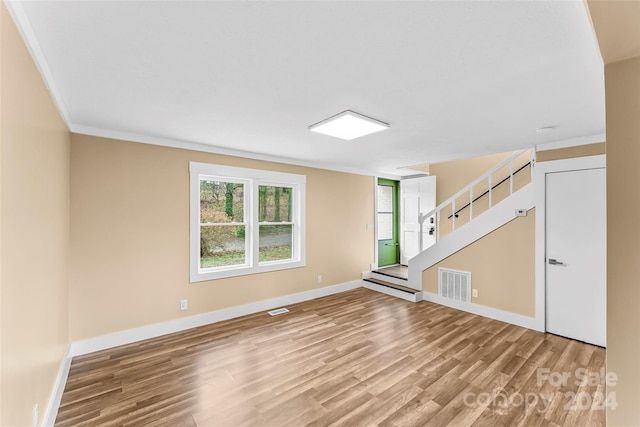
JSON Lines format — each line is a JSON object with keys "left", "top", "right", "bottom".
{"left": 69, "top": 280, "right": 362, "bottom": 357}
{"left": 42, "top": 345, "right": 72, "bottom": 427}
{"left": 421, "top": 291, "right": 542, "bottom": 332}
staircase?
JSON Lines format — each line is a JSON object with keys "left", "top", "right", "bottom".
{"left": 365, "top": 149, "right": 535, "bottom": 300}
{"left": 362, "top": 267, "right": 422, "bottom": 302}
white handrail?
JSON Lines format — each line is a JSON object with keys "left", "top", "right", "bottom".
{"left": 418, "top": 149, "right": 530, "bottom": 249}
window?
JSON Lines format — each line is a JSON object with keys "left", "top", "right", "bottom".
{"left": 376, "top": 184, "right": 394, "bottom": 240}
{"left": 190, "top": 162, "right": 305, "bottom": 282}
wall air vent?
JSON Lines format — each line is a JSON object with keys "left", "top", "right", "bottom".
{"left": 268, "top": 308, "right": 290, "bottom": 316}
{"left": 438, "top": 268, "right": 471, "bottom": 303}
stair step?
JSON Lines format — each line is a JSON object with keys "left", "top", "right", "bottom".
{"left": 363, "top": 278, "right": 420, "bottom": 294}
{"left": 372, "top": 268, "right": 408, "bottom": 281}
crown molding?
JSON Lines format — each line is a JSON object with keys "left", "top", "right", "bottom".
{"left": 72, "top": 124, "right": 402, "bottom": 179}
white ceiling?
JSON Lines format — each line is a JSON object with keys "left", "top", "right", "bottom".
{"left": 12, "top": 1, "right": 604, "bottom": 177}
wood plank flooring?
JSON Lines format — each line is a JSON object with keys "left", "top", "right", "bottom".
{"left": 55, "top": 288, "right": 606, "bottom": 427}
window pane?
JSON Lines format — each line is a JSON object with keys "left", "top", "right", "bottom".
{"left": 200, "top": 180, "right": 244, "bottom": 223}
{"left": 377, "top": 185, "right": 393, "bottom": 213}
{"left": 200, "top": 225, "right": 246, "bottom": 268}
{"left": 259, "top": 225, "right": 293, "bottom": 262}
{"left": 258, "top": 186, "right": 292, "bottom": 222}
{"left": 378, "top": 213, "right": 393, "bottom": 240}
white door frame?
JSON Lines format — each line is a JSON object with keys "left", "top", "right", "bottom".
{"left": 533, "top": 154, "right": 606, "bottom": 332}
{"left": 372, "top": 176, "right": 380, "bottom": 271}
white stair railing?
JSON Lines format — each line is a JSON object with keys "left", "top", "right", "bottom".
{"left": 418, "top": 149, "right": 533, "bottom": 251}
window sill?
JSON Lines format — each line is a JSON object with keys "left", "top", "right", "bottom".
{"left": 190, "top": 259, "right": 306, "bottom": 282}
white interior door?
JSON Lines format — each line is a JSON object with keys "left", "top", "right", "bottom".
{"left": 400, "top": 176, "right": 436, "bottom": 265}
{"left": 546, "top": 167, "right": 606, "bottom": 347}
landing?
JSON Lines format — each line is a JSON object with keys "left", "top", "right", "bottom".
{"left": 373, "top": 264, "right": 408, "bottom": 280}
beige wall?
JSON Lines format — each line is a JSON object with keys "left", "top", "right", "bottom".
{"left": 604, "top": 56, "right": 640, "bottom": 426}
{"left": 69, "top": 134, "right": 374, "bottom": 341}
{"left": 586, "top": 0, "right": 640, "bottom": 65}
{"left": 536, "top": 142, "right": 605, "bottom": 162}
{"left": 587, "top": 0, "right": 640, "bottom": 423}
{"left": 1, "top": 3, "right": 70, "bottom": 426}
{"left": 423, "top": 210, "right": 535, "bottom": 317}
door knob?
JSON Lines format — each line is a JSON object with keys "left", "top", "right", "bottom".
{"left": 548, "top": 258, "right": 565, "bottom": 265}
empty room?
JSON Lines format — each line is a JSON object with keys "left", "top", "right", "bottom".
{"left": 1, "top": 0, "right": 638, "bottom": 426}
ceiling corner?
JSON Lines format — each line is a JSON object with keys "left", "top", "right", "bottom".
{"left": 4, "top": 0, "right": 74, "bottom": 130}
{"left": 586, "top": 0, "right": 640, "bottom": 64}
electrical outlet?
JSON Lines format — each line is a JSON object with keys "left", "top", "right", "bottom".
{"left": 472, "top": 289, "right": 478, "bottom": 298}
{"left": 515, "top": 208, "right": 527, "bottom": 217}
{"left": 317, "top": 275, "right": 322, "bottom": 283}
{"left": 180, "top": 299, "right": 188, "bottom": 311}
{"left": 32, "top": 404, "right": 39, "bottom": 427}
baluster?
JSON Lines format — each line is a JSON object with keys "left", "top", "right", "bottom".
{"left": 529, "top": 149, "right": 536, "bottom": 182}
{"left": 509, "top": 162, "right": 514, "bottom": 195}
{"left": 418, "top": 216, "right": 422, "bottom": 253}
{"left": 488, "top": 175, "right": 493, "bottom": 209}
{"left": 452, "top": 200, "right": 456, "bottom": 232}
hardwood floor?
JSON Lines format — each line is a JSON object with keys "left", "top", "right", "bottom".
{"left": 55, "top": 289, "right": 606, "bottom": 426}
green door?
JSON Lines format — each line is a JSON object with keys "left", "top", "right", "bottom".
{"left": 377, "top": 178, "right": 400, "bottom": 267}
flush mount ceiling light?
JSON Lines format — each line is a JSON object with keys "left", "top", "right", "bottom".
{"left": 536, "top": 126, "right": 555, "bottom": 134}
{"left": 309, "top": 110, "right": 389, "bottom": 141}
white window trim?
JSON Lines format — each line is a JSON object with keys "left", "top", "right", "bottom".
{"left": 190, "top": 162, "right": 306, "bottom": 282}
